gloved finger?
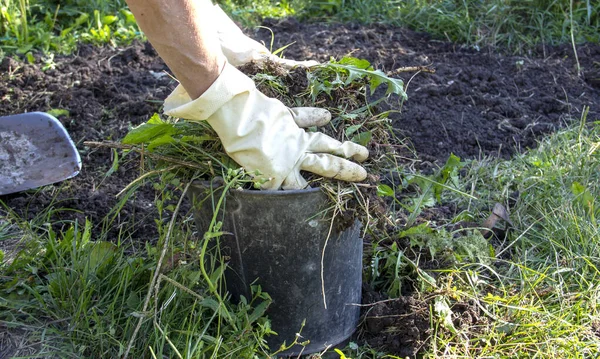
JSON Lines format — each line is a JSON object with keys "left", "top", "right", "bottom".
{"left": 307, "top": 132, "right": 369, "bottom": 162}
{"left": 300, "top": 153, "right": 367, "bottom": 182}
{"left": 289, "top": 107, "right": 331, "bottom": 128}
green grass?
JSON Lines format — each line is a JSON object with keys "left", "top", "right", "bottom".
{"left": 296, "top": 0, "right": 600, "bottom": 52}
{"left": 1, "top": 0, "right": 598, "bottom": 58}
{"left": 396, "top": 0, "right": 600, "bottom": 52}
{"left": 2, "top": 95, "right": 598, "bottom": 359}
{"left": 0, "top": 0, "right": 140, "bottom": 56}
{"left": 0, "top": 179, "right": 276, "bottom": 358}
{"left": 335, "top": 109, "right": 600, "bottom": 358}
{"left": 423, "top": 113, "right": 600, "bottom": 357}
{"left": 1, "top": 1, "right": 600, "bottom": 358}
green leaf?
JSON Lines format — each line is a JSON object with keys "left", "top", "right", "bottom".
{"left": 147, "top": 134, "right": 176, "bottom": 150}
{"left": 88, "top": 241, "right": 117, "bottom": 271}
{"left": 322, "top": 57, "right": 407, "bottom": 99}
{"left": 572, "top": 181, "right": 586, "bottom": 195}
{"left": 122, "top": 115, "right": 177, "bottom": 145}
{"left": 434, "top": 296, "right": 457, "bottom": 334}
{"left": 410, "top": 194, "right": 436, "bottom": 208}
{"left": 47, "top": 108, "right": 70, "bottom": 117}
{"left": 17, "top": 45, "right": 33, "bottom": 55}
{"left": 369, "top": 73, "right": 385, "bottom": 94}
{"left": 101, "top": 15, "right": 118, "bottom": 26}
{"left": 572, "top": 181, "right": 594, "bottom": 210}
{"left": 345, "top": 124, "right": 362, "bottom": 137}
{"left": 351, "top": 131, "right": 372, "bottom": 146}
{"left": 434, "top": 153, "right": 464, "bottom": 201}
{"left": 371, "top": 72, "right": 406, "bottom": 97}
{"left": 248, "top": 300, "right": 270, "bottom": 324}
{"left": 147, "top": 113, "right": 164, "bottom": 124}
{"left": 377, "top": 184, "right": 395, "bottom": 197}
{"left": 105, "top": 149, "right": 119, "bottom": 177}
{"left": 199, "top": 298, "right": 220, "bottom": 311}
{"left": 203, "top": 231, "right": 224, "bottom": 240}
{"left": 186, "top": 270, "right": 202, "bottom": 284}
{"left": 60, "top": 13, "right": 90, "bottom": 36}
{"left": 120, "top": 9, "right": 136, "bottom": 25}
{"left": 73, "top": 13, "right": 90, "bottom": 27}
{"left": 25, "top": 52, "right": 35, "bottom": 64}
{"left": 210, "top": 264, "right": 226, "bottom": 284}
{"left": 338, "top": 56, "right": 372, "bottom": 69}
{"left": 399, "top": 223, "right": 435, "bottom": 238}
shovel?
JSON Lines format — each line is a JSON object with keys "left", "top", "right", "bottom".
{"left": 0, "top": 112, "right": 81, "bottom": 195}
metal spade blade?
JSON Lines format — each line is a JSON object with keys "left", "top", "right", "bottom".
{"left": 0, "top": 112, "right": 81, "bottom": 195}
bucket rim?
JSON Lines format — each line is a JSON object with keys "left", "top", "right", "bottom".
{"left": 189, "top": 180, "right": 322, "bottom": 197}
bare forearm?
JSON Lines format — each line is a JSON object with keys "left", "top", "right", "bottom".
{"left": 125, "top": 0, "right": 225, "bottom": 99}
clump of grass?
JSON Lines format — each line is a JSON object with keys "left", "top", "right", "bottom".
{"left": 215, "top": 0, "right": 296, "bottom": 27}
{"left": 0, "top": 177, "right": 274, "bottom": 358}
{"left": 351, "top": 107, "right": 600, "bottom": 358}
{"left": 295, "top": 0, "right": 600, "bottom": 53}
{"left": 415, "top": 110, "right": 600, "bottom": 357}
{"left": 0, "top": 0, "right": 140, "bottom": 56}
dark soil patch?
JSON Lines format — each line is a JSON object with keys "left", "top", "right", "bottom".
{"left": 1, "top": 42, "right": 174, "bottom": 242}
{"left": 255, "top": 19, "right": 600, "bottom": 165}
{"left": 1, "top": 20, "right": 600, "bottom": 358}
{"left": 360, "top": 289, "right": 431, "bottom": 358}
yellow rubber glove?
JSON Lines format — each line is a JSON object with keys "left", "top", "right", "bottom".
{"left": 164, "top": 63, "right": 368, "bottom": 190}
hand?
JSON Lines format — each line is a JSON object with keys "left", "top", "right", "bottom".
{"left": 212, "top": 4, "right": 318, "bottom": 69}
{"left": 164, "top": 63, "right": 368, "bottom": 190}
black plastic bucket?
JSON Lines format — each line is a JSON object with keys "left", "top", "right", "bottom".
{"left": 188, "top": 182, "right": 362, "bottom": 356}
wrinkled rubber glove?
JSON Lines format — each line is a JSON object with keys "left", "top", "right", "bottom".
{"left": 212, "top": 4, "right": 318, "bottom": 69}
{"left": 164, "top": 63, "right": 368, "bottom": 190}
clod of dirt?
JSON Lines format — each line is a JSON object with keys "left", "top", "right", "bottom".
{"left": 0, "top": 57, "right": 19, "bottom": 72}
{"left": 360, "top": 290, "right": 431, "bottom": 358}
{"left": 451, "top": 300, "right": 483, "bottom": 329}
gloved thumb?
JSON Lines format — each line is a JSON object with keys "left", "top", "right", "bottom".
{"left": 289, "top": 107, "right": 331, "bottom": 128}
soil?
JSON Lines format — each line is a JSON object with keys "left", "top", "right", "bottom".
{"left": 0, "top": 42, "right": 173, "bottom": 242}
{"left": 1, "top": 19, "right": 599, "bottom": 358}
{"left": 256, "top": 19, "right": 600, "bottom": 165}
{"left": 360, "top": 288, "right": 431, "bottom": 358}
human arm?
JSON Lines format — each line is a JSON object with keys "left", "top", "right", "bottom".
{"left": 125, "top": 0, "right": 368, "bottom": 189}
{"left": 125, "top": 0, "right": 224, "bottom": 99}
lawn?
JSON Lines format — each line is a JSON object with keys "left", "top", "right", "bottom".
{"left": 1, "top": 1, "right": 599, "bottom": 358}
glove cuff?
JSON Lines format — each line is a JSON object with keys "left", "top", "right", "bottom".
{"left": 163, "top": 62, "right": 255, "bottom": 121}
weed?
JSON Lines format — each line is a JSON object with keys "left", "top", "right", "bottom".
{"left": 294, "top": 0, "right": 600, "bottom": 53}
{"left": 3, "top": 0, "right": 597, "bottom": 58}
{"left": 422, "top": 110, "right": 600, "bottom": 357}
{"left": 0, "top": 0, "right": 140, "bottom": 56}
{"left": 214, "top": 0, "right": 296, "bottom": 27}
{"left": 0, "top": 174, "right": 275, "bottom": 358}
